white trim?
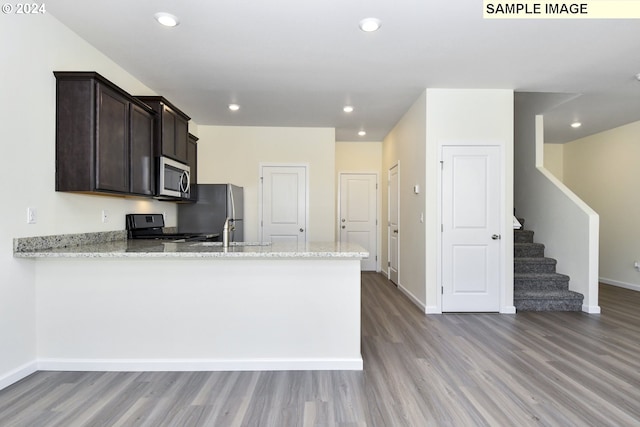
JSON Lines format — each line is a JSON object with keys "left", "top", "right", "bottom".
{"left": 337, "top": 171, "right": 380, "bottom": 272}
{"left": 599, "top": 277, "right": 640, "bottom": 292}
{"left": 501, "top": 306, "right": 517, "bottom": 314}
{"left": 388, "top": 163, "right": 400, "bottom": 285}
{"left": 582, "top": 304, "right": 601, "bottom": 314}
{"left": 425, "top": 306, "right": 441, "bottom": 314}
{"left": 258, "top": 163, "right": 310, "bottom": 243}
{"left": 37, "top": 358, "right": 362, "bottom": 372}
{"left": 0, "top": 361, "right": 38, "bottom": 391}
{"left": 397, "top": 284, "right": 427, "bottom": 312}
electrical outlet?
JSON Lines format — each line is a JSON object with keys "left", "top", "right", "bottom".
{"left": 27, "top": 207, "right": 37, "bottom": 224}
{"left": 101, "top": 209, "right": 109, "bottom": 223}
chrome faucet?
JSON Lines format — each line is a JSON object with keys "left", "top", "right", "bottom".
{"left": 222, "top": 217, "right": 234, "bottom": 248}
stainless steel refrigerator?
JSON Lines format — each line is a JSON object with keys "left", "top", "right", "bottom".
{"left": 177, "top": 184, "right": 244, "bottom": 241}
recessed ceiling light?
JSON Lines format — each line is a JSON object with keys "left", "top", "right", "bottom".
{"left": 358, "top": 130, "right": 367, "bottom": 136}
{"left": 154, "top": 12, "right": 179, "bottom": 27}
{"left": 228, "top": 103, "right": 240, "bottom": 111}
{"left": 343, "top": 106, "right": 354, "bottom": 113}
{"left": 359, "top": 18, "right": 381, "bottom": 32}
{"left": 571, "top": 122, "right": 582, "bottom": 128}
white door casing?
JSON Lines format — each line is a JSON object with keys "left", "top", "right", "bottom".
{"left": 339, "top": 173, "right": 378, "bottom": 271}
{"left": 260, "top": 165, "right": 307, "bottom": 243}
{"left": 388, "top": 164, "right": 399, "bottom": 284}
{"left": 441, "top": 146, "right": 501, "bottom": 312}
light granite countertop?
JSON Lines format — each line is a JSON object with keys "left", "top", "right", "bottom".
{"left": 14, "top": 238, "right": 368, "bottom": 259}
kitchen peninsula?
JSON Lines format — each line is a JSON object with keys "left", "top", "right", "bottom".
{"left": 15, "top": 233, "right": 368, "bottom": 372}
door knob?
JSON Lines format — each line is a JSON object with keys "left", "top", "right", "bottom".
{"left": 491, "top": 234, "right": 501, "bottom": 240}
{"left": 299, "top": 228, "right": 304, "bottom": 232}
{"left": 342, "top": 225, "right": 346, "bottom": 229}
{"left": 341, "top": 218, "right": 346, "bottom": 222}
{"left": 393, "top": 230, "right": 398, "bottom": 234}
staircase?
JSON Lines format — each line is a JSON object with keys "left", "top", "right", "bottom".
{"left": 514, "top": 219, "right": 584, "bottom": 311}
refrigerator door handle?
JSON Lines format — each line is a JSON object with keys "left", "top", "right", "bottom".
{"left": 229, "top": 185, "right": 236, "bottom": 224}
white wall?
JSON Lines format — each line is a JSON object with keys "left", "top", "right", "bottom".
{"left": 563, "top": 120, "right": 640, "bottom": 291}
{"left": 514, "top": 94, "right": 600, "bottom": 312}
{"left": 196, "top": 126, "right": 336, "bottom": 242}
{"left": 0, "top": 13, "right": 183, "bottom": 388}
{"left": 426, "top": 89, "right": 515, "bottom": 314}
{"left": 381, "top": 93, "right": 427, "bottom": 308}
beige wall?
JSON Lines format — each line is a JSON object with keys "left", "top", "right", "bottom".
{"left": 382, "top": 92, "right": 427, "bottom": 307}
{"left": 196, "top": 126, "right": 336, "bottom": 242}
{"left": 426, "top": 89, "right": 514, "bottom": 313}
{"left": 335, "top": 141, "right": 383, "bottom": 267}
{"left": 1, "top": 13, "right": 183, "bottom": 386}
{"left": 544, "top": 143, "right": 564, "bottom": 180}
{"left": 381, "top": 89, "right": 514, "bottom": 313}
{"left": 335, "top": 141, "right": 382, "bottom": 172}
{"left": 563, "top": 120, "right": 640, "bottom": 290}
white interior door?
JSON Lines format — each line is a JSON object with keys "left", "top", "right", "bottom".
{"left": 261, "top": 165, "right": 307, "bottom": 243}
{"left": 388, "top": 164, "right": 399, "bottom": 284}
{"left": 441, "top": 146, "right": 501, "bottom": 312}
{"left": 339, "top": 173, "right": 377, "bottom": 271}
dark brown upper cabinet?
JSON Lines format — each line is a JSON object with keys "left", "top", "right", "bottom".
{"left": 135, "top": 96, "right": 190, "bottom": 164}
{"left": 54, "top": 72, "right": 155, "bottom": 197}
{"left": 186, "top": 133, "right": 198, "bottom": 201}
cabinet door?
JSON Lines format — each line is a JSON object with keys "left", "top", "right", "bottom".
{"left": 162, "top": 106, "right": 176, "bottom": 159}
{"left": 175, "top": 117, "right": 189, "bottom": 162}
{"left": 130, "top": 104, "right": 155, "bottom": 195}
{"left": 96, "top": 84, "right": 129, "bottom": 193}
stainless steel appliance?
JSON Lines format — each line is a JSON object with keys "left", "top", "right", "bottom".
{"left": 126, "top": 213, "right": 218, "bottom": 241}
{"left": 178, "top": 184, "right": 244, "bottom": 241}
{"left": 158, "top": 156, "right": 190, "bottom": 199}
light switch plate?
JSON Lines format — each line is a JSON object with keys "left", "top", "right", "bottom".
{"left": 27, "top": 207, "right": 37, "bottom": 224}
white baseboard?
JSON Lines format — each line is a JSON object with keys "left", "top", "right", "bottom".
{"left": 397, "top": 284, "right": 427, "bottom": 312}
{"left": 582, "top": 304, "right": 601, "bottom": 314}
{"left": 600, "top": 277, "right": 640, "bottom": 292}
{"left": 37, "top": 357, "right": 363, "bottom": 372}
{"left": 501, "top": 306, "right": 516, "bottom": 314}
{"left": 425, "top": 306, "right": 441, "bottom": 314}
{"left": 0, "top": 361, "right": 38, "bottom": 391}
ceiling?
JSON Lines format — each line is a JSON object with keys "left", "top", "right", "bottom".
{"left": 48, "top": 1, "right": 640, "bottom": 143}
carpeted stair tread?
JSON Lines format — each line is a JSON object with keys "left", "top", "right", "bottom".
{"left": 514, "top": 272, "right": 569, "bottom": 280}
{"left": 513, "top": 216, "right": 585, "bottom": 312}
{"left": 514, "top": 257, "right": 557, "bottom": 273}
{"left": 514, "top": 242, "right": 545, "bottom": 258}
{"left": 514, "top": 229, "right": 534, "bottom": 243}
{"left": 515, "top": 289, "right": 583, "bottom": 299}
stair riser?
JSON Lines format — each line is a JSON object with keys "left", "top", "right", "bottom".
{"left": 514, "top": 245, "right": 545, "bottom": 258}
{"left": 515, "top": 299, "right": 582, "bottom": 312}
{"left": 514, "top": 279, "right": 569, "bottom": 292}
{"left": 514, "top": 262, "right": 556, "bottom": 274}
{"left": 514, "top": 230, "right": 534, "bottom": 243}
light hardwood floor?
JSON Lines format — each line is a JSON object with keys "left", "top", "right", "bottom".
{"left": 1, "top": 274, "right": 639, "bottom": 426}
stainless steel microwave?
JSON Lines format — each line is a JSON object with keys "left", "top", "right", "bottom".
{"left": 158, "top": 156, "right": 190, "bottom": 199}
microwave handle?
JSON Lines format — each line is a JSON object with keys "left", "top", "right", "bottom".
{"left": 180, "top": 171, "right": 190, "bottom": 193}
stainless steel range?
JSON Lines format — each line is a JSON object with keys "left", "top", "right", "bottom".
{"left": 126, "top": 214, "right": 219, "bottom": 242}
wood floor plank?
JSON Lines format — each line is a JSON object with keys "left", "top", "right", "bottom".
{"left": 2, "top": 278, "right": 640, "bottom": 426}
